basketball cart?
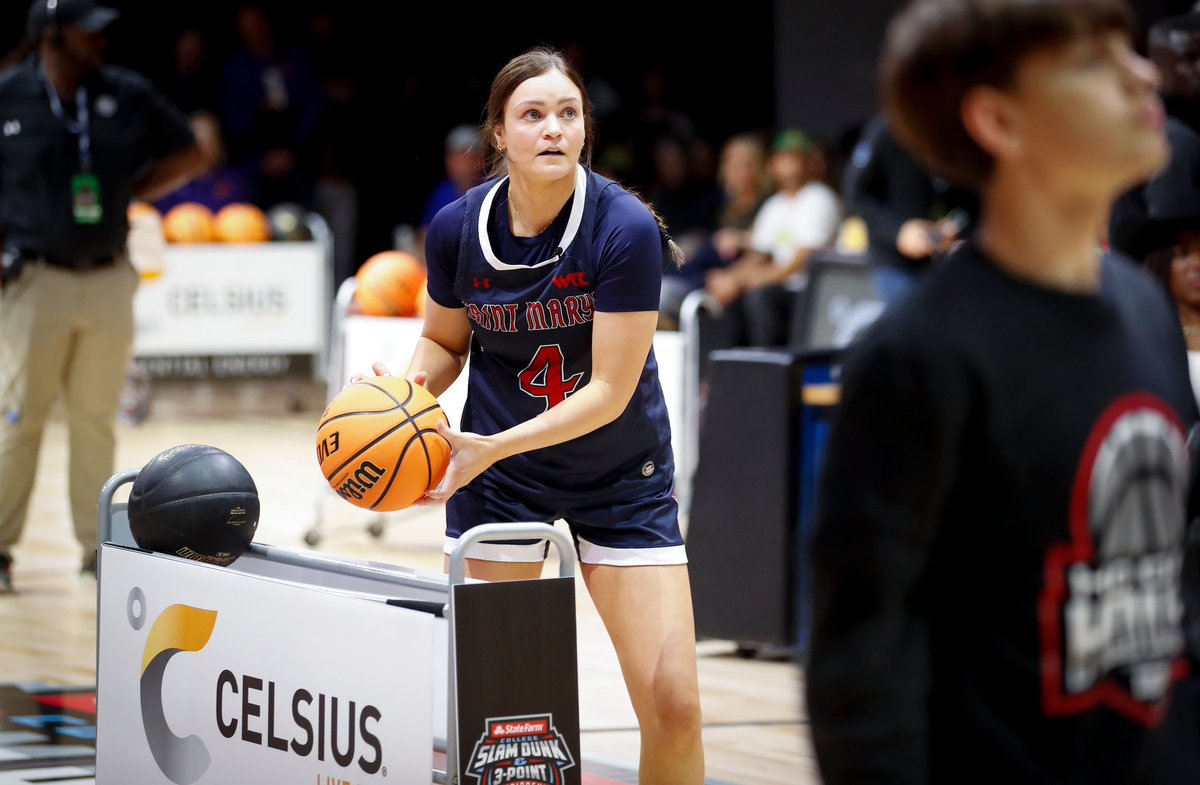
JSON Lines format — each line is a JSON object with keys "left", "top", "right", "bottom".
{"left": 305, "top": 277, "right": 471, "bottom": 546}
{"left": 130, "top": 211, "right": 335, "bottom": 392}
{"left": 94, "top": 469, "right": 582, "bottom": 785}
{"left": 309, "top": 276, "right": 693, "bottom": 547}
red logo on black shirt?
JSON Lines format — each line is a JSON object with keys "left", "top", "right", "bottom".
{"left": 1039, "top": 393, "right": 1188, "bottom": 726}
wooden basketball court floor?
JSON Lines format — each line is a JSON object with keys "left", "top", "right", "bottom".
{"left": 0, "top": 377, "right": 815, "bottom": 785}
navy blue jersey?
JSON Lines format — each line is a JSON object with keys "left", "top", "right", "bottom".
{"left": 425, "top": 164, "right": 673, "bottom": 499}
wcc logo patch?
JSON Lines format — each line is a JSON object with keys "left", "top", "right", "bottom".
{"left": 1039, "top": 394, "right": 1189, "bottom": 726}
{"left": 467, "top": 714, "right": 575, "bottom": 784}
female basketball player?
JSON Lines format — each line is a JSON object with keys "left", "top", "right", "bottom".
{"left": 387, "top": 47, "right": 703, "bottom": 784}
{"left": 807, "top": 1, "right": 1199, "bottom": 783}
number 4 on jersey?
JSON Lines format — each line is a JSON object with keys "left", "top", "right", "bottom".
{"left": 519, "top": 344, "right": 584, "bottom": 410}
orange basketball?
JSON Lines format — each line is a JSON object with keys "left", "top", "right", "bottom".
{"left": 213, "top": 203, "right": 271, "bottom": 243}
{"left": 316, "top": 376, "right": 451, "bottom": 512}
{"left": 127, "top": 201, "right": 161, "bottom": 223}
{"left": 163, "top": 203, "right": 215, "bottom": 243}
{"left": 414, "top": 279, "right": 428, "bottom": 318}
{"left": 355, "top": 251, "right": 426, "bottom": 317}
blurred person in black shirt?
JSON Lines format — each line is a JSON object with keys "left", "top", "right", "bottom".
{"left": 0, "top": 0, "right": 206, "bottom": 592}
{"left": 808, "top": 1, "right": 1198, "bottom": 783}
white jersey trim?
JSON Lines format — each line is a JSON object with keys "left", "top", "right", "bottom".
{"left": 477, "top": 164, "right": 587, "bottom": 271}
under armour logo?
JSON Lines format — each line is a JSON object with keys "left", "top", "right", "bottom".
{"left": 2, "top": 120, "right": 20, "bottom": 137}
{"left": 473, "top": 277, "right": 491, "bottom": 289}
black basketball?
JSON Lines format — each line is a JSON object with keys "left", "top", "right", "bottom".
{"left": 266, "top": 202, "right": 313, "bottom": 242}
{"left": 128, "top": 444, "right": 259, "bottom": 567}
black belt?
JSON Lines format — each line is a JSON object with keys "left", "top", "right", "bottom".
{"left": 16, "top": 249, "right": 116, "bottom": 271}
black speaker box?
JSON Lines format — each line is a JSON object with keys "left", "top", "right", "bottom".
{"left": 687, "top": 348, "right": 806, "bottom": 650}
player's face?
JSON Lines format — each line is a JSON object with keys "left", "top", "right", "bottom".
{"left": 1169, "top": 231, "right": 1200, "bottom": 309}
{"left": 1004, "top": 30, "right": 1166, "bottom": 197}
{"left": 496, "top": 69, "right": 585, "bottom": 182}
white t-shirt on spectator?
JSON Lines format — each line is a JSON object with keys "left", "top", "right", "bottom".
{"left": 750, "top": 181, "right": 842, "bottom": 288}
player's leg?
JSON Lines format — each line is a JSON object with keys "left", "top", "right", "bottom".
{"left": 582, "top": 562, "right": 704, "bottom": 785}
{"left": 62, "top": 260, "right": 137, "bottom": 560}
{"left": 442, "top": 480, "right": 551, "bottom": 581}
{"left": 0, "top": 264, "right": 75, "bottom": 571}
{"left": 567, "top": 460, "right": 703, "bottom": 784}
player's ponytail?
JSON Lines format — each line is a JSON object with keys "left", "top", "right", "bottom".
{"left": 631, "top": 193, "right": 686, "bottom": 269}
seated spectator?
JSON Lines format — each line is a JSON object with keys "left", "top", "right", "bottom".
{"left": 416, "top": 124, "right": 485, "bottom": 262}
{"left": 704, "top": 129, "right": 842, "bottom": 346}
{"left": 659, "top": 132, "right": 769, "bottom": 329}
{"left": 155, "top": 111, "right": 250, "bottom": 214}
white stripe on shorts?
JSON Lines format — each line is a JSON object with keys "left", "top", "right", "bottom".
{"left": 576, "top": 536, "right": 688, "bottom": 566}
{"left": 442, "top": 536, "right": 548, "bottom": 563}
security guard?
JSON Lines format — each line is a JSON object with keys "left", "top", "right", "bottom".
{"left": 0, "top": 0, "right": 207, "bottom": 591}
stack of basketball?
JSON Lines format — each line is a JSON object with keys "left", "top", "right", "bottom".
{"left": 138, "top": 201, "right": 315, "bottom": 244}
{"left": 354, "top": 251, "right": 427, "bottom": 318}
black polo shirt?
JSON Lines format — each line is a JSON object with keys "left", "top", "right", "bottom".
{"left": 0, "top": 55, "right": 194, "bottom": 265}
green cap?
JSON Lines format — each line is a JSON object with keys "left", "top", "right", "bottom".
{"left": 773, "top": 129, "right": 812, "bottom": 154}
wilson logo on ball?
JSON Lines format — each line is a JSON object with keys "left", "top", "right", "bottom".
{"left": 317, "top": 378, "right": 451, "bottom": 512}
{"left": 333, "top": 460, "right": 388, "bottom": 501}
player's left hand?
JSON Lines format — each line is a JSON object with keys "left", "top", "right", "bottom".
{"left": 418, "top": 420, "right": 498, "bottom": 504}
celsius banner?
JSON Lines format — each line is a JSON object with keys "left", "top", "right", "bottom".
{"left": 133, "top": 243, "right": 326, "bottom": 356}
{"left": 96, "top": 545, "right": 434, "bottom": 785}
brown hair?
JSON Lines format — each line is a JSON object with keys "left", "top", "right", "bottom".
{"left": 880, "top": 0, "right": 1133, "bottom": 189}
{"left": 482, "top": 46, "right": 684, "bottom": 266}
{"left": 482, "top": 46, "right": 596, "bottom": 178}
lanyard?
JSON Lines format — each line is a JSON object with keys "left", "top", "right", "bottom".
{"left": 40, "top": 65, "right": 92, "bottom": 172}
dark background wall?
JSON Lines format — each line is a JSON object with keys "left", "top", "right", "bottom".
{"left": 775, "top": 0, "right": 1198, "bottom": 147}
{"left": 0, "top": 0, "right": 1192, "bottom": 267}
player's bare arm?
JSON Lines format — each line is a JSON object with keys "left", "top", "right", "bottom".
{"left": 425, "top": 309, "right": 658, "bottom": 501}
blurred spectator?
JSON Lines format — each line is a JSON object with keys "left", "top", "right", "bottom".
{"left": 1141, "top": 225, "right": 1200, "bottom": 405}
{"left": 647, "top": 135, "right": 723, "bottom": 258}
{"left": 1110, "top": 12, "right": 1200, "bottom": 267}
{"left": 307, "top": 8, "right": 360, "bottom": 287}
{"left": 562, "top": 40, "right": 623, "bottom": 129}
{"left": 415, "top": 124, "right": 485, "bottom": 263}
{"left": 659, "top": 132, "right": 769, "bottom": 329}
{"left": 629, "top": 65, "right": 696, "bottom": 187}
{"left": 842, "top": 112, "right": 977, "bottom": 305}
{"left": 160, "top": 27, "right": 219, "bottom": 114}
{"left": 220, "top": 3, "right": 321, "bottom": 209}
{"left": 156, "top": 111, "right": 251, "bottom": 215}
{"left": 705, "top": 129, "right": 842, "bottom": 347}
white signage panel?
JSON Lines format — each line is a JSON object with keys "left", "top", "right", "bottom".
{"left": 96, "top": 546, "right": 434, "bottom": 784}
{"left": 338, "top": 317, "right": 687, "bottom": 478}
{"left": 133, "top": 244, "right": 326, "bottom": 356}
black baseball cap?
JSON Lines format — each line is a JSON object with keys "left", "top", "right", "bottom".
{"left": 26, "top": 0, "right": 120, "bottom": 40}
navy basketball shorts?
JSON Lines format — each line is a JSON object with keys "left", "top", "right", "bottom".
{"left": 444, "top": 451, "right": 687, "bottom": 566}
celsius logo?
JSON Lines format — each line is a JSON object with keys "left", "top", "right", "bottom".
{"left": 467, "top": 713, "right": 575, "bottom": 784}
{"left": 130, "top": 587, "right": 218, "bottom": 784}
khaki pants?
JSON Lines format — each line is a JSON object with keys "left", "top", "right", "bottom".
{"left": 0, "top": 258, "right": 138, "bottom": 557}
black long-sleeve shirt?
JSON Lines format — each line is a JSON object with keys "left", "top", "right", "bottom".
{"left": 842, "top": 114, "right": 977, "bottom": 271}
{"left": 807, "top": 242, "right": 1197, "bottom": 785}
